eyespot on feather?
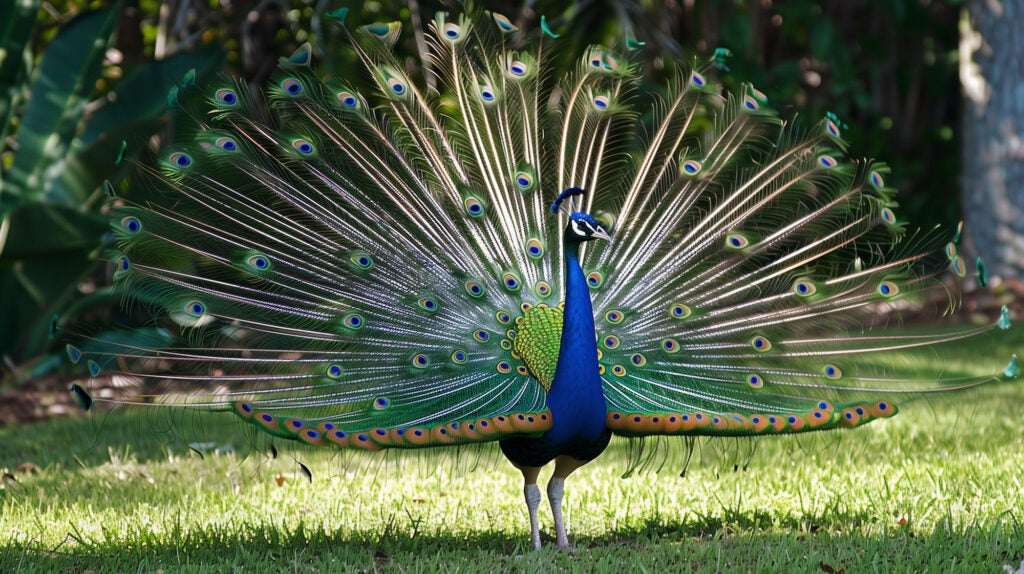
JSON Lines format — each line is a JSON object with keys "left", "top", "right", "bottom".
{"left": 337, "top": 91, "right": 361, "bottom": 109}
{"left": 525, "top": 238, "right": 544, "bottom": 259}
{"left": 535, "top": 281, "right": 552, "bottom": 298}
{"left": 214, "top": 88, "right": 238, "bottom": 106}
{"left": 877, "top": 280, "right": 899, "bottom": 297}
{"left": 725, "top": 233, "right": 749, "bottom": 249}
{"left": 465, "top": 280, "right": 485, "bottom": 298}
{"left": 751, "top": 335, "right": 772, "bottom": 352}
{"left": 492, "top": 12, "right": 518, "bottom": 32}
{"left": 281, "top": 78, "right": 303, "bottom": 96}
{"left": 502, "top": 273, "right": 521, "bottom": 291}
{"left": 291, "top": 139, "right": 315, "bottom": 155}
{"left": 669, "top": 304, "right": 692, "bottom": 319}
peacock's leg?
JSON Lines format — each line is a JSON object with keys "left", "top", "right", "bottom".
{"left": 549, "top": 455, "right": 589, "bottom": 550}
{"left": 517, "top": 466, "right": 543, "bottom": 551}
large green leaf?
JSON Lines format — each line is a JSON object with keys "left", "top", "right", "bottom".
{"left": 0, "top": 4, "right": 223, "bottom": 365}
{"left": 51, "top": 116, "right": 166, "bottom": 206}
{"left": 0, "top": 6, "right": 119, "bottom": 213}
{"left": 0, "top": 203, "right": 108, "bottom": 359}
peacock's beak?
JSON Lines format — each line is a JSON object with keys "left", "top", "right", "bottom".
{"left": 592, "top": 226, "right": 612, "bottom": 242}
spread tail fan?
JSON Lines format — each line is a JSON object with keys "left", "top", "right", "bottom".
{"left": 66, "top": 10, "right": 1015, "bottom": 550}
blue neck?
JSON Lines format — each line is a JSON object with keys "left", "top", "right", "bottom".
{"left": 546, "top": 241, "right": 607, "bottom": 439}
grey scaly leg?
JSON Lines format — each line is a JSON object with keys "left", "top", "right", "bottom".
{"left": 549, "top": 455, "right": 589, "bottom": 551}
{"left": 516, "top": 466, "right": 543, "bottom": 551}
{"left": 524, "top": 482, "right": 542, "bottom": 550}
{"left": 546, "top": 476, "right": 568, "bottom": 549}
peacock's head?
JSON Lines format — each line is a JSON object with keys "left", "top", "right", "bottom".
{"left": 565, "top": 213, "right": 612, "bottom": 243}
{"left": 551, "top": 187, "right": 612, "bottom": 244}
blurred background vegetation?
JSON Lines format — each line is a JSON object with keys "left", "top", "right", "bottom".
{"left": 0, "top": 0, "right": 970, "bottom": 378}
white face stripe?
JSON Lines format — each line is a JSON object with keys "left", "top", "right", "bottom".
{"left": 571, "top": 220, "right": 587, "bottom": 236}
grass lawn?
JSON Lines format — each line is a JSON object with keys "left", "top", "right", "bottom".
{"left": 2, "top": 326, "right": 1023, "bottom": 573}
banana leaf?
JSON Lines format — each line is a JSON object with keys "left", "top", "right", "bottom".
{"left": 1, "top": 6, "right": 120, "bottom": 213}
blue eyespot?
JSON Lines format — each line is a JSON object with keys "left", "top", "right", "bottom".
{"left": 387, "top": 78, "right": 406, "bottom": 95}
{"left": 670, "top": 304, "right": 692, "bottom": 319}
{"left": 726, "top": 233, "right": 749, "bottom": 249}
{"left": 465, "top": 281, "right": 484, "bottom": 298}
{"left": 247, "top": 254, "right": 270, "bottom": 270}
{"left": 878, "top": 281, "right": 896, "bottom": 296}
{"left": 751, "top": 336, "right": 772, "bottom": 352}
{"left": 170, "top": 152, "right": 191, "bottom": 167}
{"left": 794, "top": 280, "right": 816, "bottom": 296}
{"left": 826, "top": 119, "right": 841, "bottom": 138}
{"left": 215, "top": 89, "right": 237, "bottom": 105}
{"left": 502, "top": 273, "right": 520, "bottom": 291}
{"left": 515, "top": 172, "right": 533, "bottom": 189}
{"left": 870, "top": 171, "right": 885, "bottom": 188}
{"left": 881, "top": 208, "right": 897, "bottom": 225}
{"left": 493, "top": 13, "right": 516, "bottom": 32}
{"left": 282, "top": 78, "right": 303, "bottom": 95}
{"left": 442, "top": 23, "right": 462, "bottom": 39}
{"left": 343, "top": 313, "right": 364, "bottom": 329}
{"left": 682, "top": 160, "right": 702, "bottom": 175}
{"left": 465, "top": 197, "right": 484, "bottom": 216}
{"left": 216, "top": 137, "right": 237, "bottom": 151}
{"left": 525, "top": 239, "right": 543, "bottom": 258}
{"left": 338, "top": 91, "right": 359, "bottom": 108}
{"left": 351, "top": 253, "right": 373, "bottom": 269}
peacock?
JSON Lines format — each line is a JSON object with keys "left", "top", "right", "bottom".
{"left": 65, "top": 9, "right": 1016, "bottom": 551}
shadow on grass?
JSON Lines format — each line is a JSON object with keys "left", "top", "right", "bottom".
{"left": 3, "top": 514, "right": 1022, "bottom": 573}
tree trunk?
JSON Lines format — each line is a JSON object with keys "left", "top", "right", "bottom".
{"left": 961, "top": 0, "right": 1024, "bottom": 280}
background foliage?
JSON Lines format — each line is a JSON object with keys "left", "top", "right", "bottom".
{"left": 0, "top": 0, "right": 963, "bottom": 372}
